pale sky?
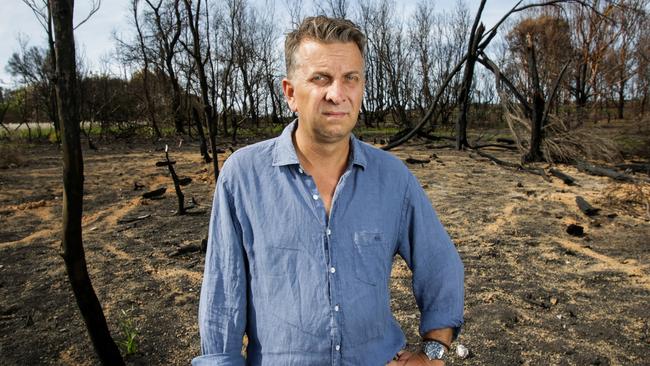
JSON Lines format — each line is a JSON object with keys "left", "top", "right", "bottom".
{"left": 0, "top": 0, "right": 519, "bottom": 88}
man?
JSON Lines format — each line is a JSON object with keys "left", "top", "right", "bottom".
{"left": 193, "top": 16, "right": 464, "bottom": 366}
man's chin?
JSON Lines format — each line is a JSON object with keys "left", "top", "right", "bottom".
{"left": 316, "top": 129, "right": 352, "bottom": 143}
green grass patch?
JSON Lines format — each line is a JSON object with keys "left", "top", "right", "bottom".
{"left": 117, "top": 307, "right": 139, "bottom": 356}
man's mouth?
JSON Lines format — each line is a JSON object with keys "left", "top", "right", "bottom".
{"left": 323, "top": 112, "right": 348, "bottom": 117}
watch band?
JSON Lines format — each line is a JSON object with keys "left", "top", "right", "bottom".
{"left": 422, "top": 337, "right": 450, "bottom": 351}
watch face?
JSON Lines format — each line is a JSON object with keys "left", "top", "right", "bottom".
{"left": 424, "top": 341, "right": 446, "bottom": 360}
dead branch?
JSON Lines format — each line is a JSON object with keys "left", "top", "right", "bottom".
{"left": 549, "top": 168, "right": 576, "bottom": 185}
{"left": 576, "top": 160, "right": 635, "bottom": 182}
{"left": 117, "top": 214, "right": 151, "bottom": 224}
{"left": 382, "top": 53, "right": 468, "bottom": 150}
{"left": 470, "top": 149, "right": 550, "bottom": 180}
{"left": 496, "top": 137, "right": 515, "bottom": 145}
{"left": 162, "top": 145, "right": 186, "bottom": 215}
{"left": 472, "top": 144, "right": 518, "bottom": 151}
{"left": 405, "top": 157, "right": 431, "bottom": 165}
{"left": 616, "top": 163, "right": 650, "bottom": 175}
{"left": 142, "top": 187, "right": 166, "bottom": 199}
{"left": 576, "top": 196, "right": 599, "bottom": 216}
{"left": 168, "top": 243, "right": 201, "bottom": 257}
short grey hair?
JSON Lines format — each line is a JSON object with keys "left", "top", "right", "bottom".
{"left": 284, "top": 15, "right": 366, "bottom": 77}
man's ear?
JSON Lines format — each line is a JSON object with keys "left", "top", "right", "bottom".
{"left": 282, "top": 78, "right": 298, "bottom": 113}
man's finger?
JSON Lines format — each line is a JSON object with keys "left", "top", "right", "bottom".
{"left": 397, "top": 350, "right": 413, "bottom": 361}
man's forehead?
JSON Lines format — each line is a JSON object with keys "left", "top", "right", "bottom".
{"left": 294, "top": 40, "right": 364, "bottom": 70}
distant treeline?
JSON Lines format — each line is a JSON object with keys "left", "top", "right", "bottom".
{"left": 1, "top": 0, "right": 648, "bottom": 142}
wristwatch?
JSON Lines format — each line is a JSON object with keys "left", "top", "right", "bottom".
{"left": 423, "top": 339, "right": 448, "bottom": 361}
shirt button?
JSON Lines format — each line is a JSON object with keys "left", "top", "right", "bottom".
{"left": 326, "top": 228, "right": 331, "bottom": 235}
{"left": 335, "top": 345, "right": 341, "bottom": 351}
{"left": 334, "top": 305, "right": 340, "bottom": 312}
{"left": 312, "top": 194, "right": 319, "bottom": 200}
{"left": 298, "top": 168, "right": 304, "bottom": 174}
{"left": 330, "top": 267, "right": 336, "bottom": 274}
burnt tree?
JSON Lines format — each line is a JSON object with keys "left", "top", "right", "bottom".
{"left": 50, "top": 0, "right": 124, "bottom": 364}
{"left": 182, "top": 0, "right": 219, "bottom": 180}
{"left": 455, "top": 0, "right": 486, "bottom": 150}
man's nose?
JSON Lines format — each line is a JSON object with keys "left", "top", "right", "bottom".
{"left": 325, "top": 80, "right": 346, "bottom": 104}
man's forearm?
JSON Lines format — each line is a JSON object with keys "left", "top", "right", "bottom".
{"left": 422, "top": 328, "right": 453, "bottom": 350}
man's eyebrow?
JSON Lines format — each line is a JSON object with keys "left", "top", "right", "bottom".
{"left": 311, "top": 71, "right": 332, "bottom": 76}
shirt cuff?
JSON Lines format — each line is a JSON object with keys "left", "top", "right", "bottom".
{"left": 191, "top": 353, "right": 246, "bottom": 366}
{"left": 420, "top": 310, "right": 464, "bottom": 342}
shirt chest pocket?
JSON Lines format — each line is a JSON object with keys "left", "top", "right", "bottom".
{"left": 255, "top": 242, "right": 329, "bottom": 338}
{"left": 353, "top": 231, "right": 387, "bottom": 286}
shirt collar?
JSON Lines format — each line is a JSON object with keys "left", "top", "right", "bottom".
{"left": 272, "top": 119, "right": 367, "bottom": 170}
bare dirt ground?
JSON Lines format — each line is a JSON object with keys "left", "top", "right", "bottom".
{"left": 1, "top": 123, "right": 649, "bottom": 365}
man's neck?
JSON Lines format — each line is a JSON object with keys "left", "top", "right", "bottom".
{"left": 292, "top": 127, "right": 350, "bottom": 176}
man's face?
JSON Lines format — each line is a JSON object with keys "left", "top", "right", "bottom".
{"left": 282, "top": 40, "right": 365, "bottom": 144}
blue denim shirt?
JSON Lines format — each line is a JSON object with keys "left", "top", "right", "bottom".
{"left": 193, "top": 121, "right": 464, "bottom": 366}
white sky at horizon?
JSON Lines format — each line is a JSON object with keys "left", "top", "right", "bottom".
{"left": 0, "top": 0, "right": 520, "bottom": 89}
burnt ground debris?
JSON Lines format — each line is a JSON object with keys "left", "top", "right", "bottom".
{"left": 1, "top": 136, "right": 649, "bottom": 365}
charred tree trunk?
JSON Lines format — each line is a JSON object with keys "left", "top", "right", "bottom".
{"left": 45, "top": 6, "right": 61, "bottom": 139}
{"left": 50, "top": 0, "right": 124, "bottom": 364}
{"left": 617, "top": 77, "right": 625, "bottom": 120}
{"left": 133, "top": 0, "right": 161, "bottom": 139}
{"left": 163, "top": 146, "right": 185, "bottom": 215}
{"left": 146, "top": 0, "right": 185, "bottom": 135}
{"left": 182, "top": 0, "right": 219, "bottom": 181}
{"left": 523, "top": 34, "right": 546, "bottom": 163}
{"left": 192, "top": 107, "right": 211, "bottom": 163}
{"left": 455, "top": 0, "right": 486, "bottom": 150}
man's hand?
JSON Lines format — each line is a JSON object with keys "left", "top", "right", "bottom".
{"left": 385, "top": 350, "right": 444, "bottom": 366}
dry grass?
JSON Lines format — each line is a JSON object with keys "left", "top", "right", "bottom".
{"left": 603, "top": 182, "right": 650, "bottom": 220}
{"left": 0, "top": 141, "right": 26, "bottom": 169}
{"left": 503, "top": 102, "right": 622, "bottom": 164}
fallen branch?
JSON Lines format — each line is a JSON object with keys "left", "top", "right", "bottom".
{"left": 472, "top": 143, "right": 518, "bottom": 151}
{"left": 576, "top": 160, "right": 635, "bottom": 182}
{"left": 616, "top": 163, "right": 650, "bottom": 175}
{"left": 142, "top": 187, "right": 166, "bottom": 199}
{"left": 496, "top": 137, "right": 515, "bottom": 145}
{"left": 575, "top": 196, "right": 599, "bottom": 216}
{"left": 117, "top": 214, "right": 151, "bottom": 224}
{"left": 405, "top": 157, "right": 431, "bottom": 165}
{"left": 549, "top": 168, "right": 576, "bottom": 185}
{"left": 471, "top": 149, "right": 550, "bottom": 181}
{"left": 169, "top": 244, "right": 201, "bottom": 257}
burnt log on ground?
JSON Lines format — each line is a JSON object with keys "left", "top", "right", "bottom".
{"left": 117, "top": 214, "right": 151, "bottom": 224}
{"left": 470, "top": 149, "right": 550, "bottom": 181}
{"left": 142, "top": 187, "right": 166, "bottom": 199}
{"left": 168, "top": 244, "right": 201, "bottom": 257}
{"left": 576, "top": 161, "right": 635, "bottom": 182}
{"left": 472, "top": 143, "right": 518, "bottom": 151}
{"left": 549, "top": 168, "right": 576, "bottom": 185}
{"left": 616, "top": 163, "right": 650, "bottom": 175}
{"left": 576, "top": 196, "right": 600, "bottom": 216}
{"left": 406, "top": 157, "right": 431, "bottom": 165}
{"left": 497, "top": 137, "right": 515, "bottom": 144}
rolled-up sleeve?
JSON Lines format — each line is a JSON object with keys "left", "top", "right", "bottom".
{"left": 192, "top": 173, "right": 247, "bottom": 366}
{"left": 396, "top": 173, "right": 464, "bottom": 339}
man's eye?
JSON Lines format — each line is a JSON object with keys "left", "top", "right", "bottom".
{"left": 346, "top": 75, "right": 359, "bottom": 81}
{"left": 312, "top": 75, "right": 325, "bottom": 82}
